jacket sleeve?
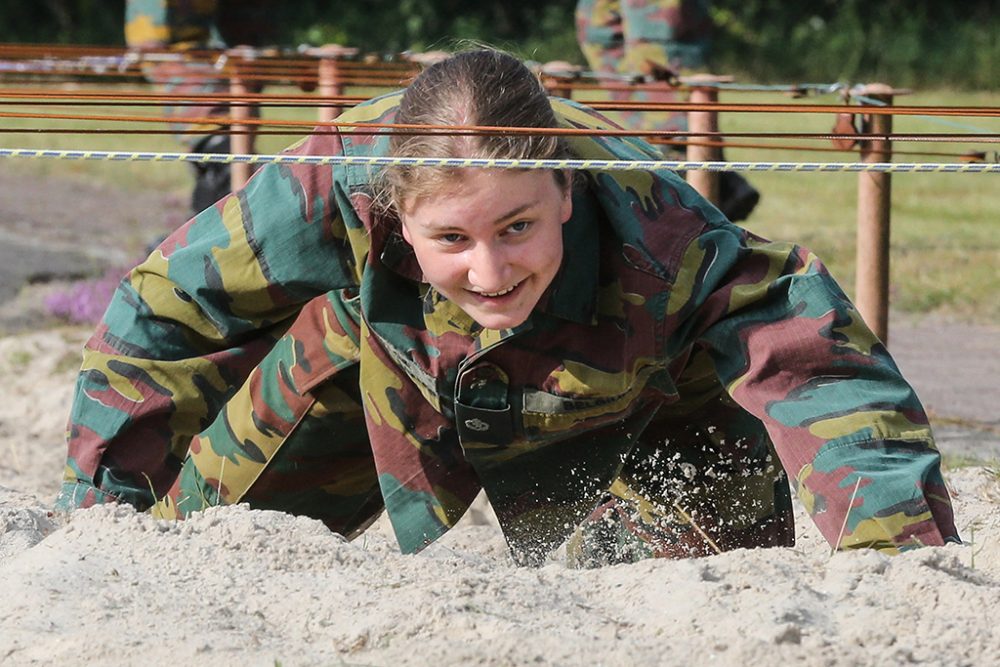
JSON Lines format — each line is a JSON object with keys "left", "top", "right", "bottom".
{"left": 56, "top": 130, "right": 365, "bottom": 511}
{"left": 671, "top": 222, "right": 959, "bottom": 552}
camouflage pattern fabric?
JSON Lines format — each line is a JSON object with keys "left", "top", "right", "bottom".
{"left": 125, "top": 0, "right": 222, "bottom": 49}
{"left": 576, "top": 0, "right": 713, "bottom": 151}
{"left": 576, "top": 0, "right": 712, "bottom": 75}
{"left": 125, "top": 0, "right": 275, "bottom": 50}
{"left": 56, "top": 94, "right": 959, "bottom": 565}
{"left": 124, "top": 0, "right": 270, "bottom": 148}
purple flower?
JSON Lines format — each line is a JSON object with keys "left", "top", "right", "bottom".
{"left": 44, "top": 268, "right": 125, "bottom": 324}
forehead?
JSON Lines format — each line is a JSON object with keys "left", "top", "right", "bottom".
{"left": 401, "top": 169, "right": 561, "bottom": 219}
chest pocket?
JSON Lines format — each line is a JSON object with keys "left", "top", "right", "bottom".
{"left": 454, "top": 363, "right": 515, "bottom": 447}
{"left": 520, "top": 361, "right": 675, "bottom": 440}
{"left": 454, "top": 358, "right": 678, "bottom": 454}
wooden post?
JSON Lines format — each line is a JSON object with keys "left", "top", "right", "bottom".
{"left": 228, "top": 51, "right": 252, "bottom": 192}
{"left": 544, "top": 77, "right": 573, "bottom": 100}
{"left": 854, "top": 84, "right": 895, "bottom": 344}
{"left": 537, "top": 61, "right": 581, "bottom": 101}
{"left": 686, "top": 79, "right": 721, "bottom": 205}
{"left": 317, "top": 56, "right": 343, "bottom": 124}
{"left": 306, "top": 44, "right": 359, "bottom": 125}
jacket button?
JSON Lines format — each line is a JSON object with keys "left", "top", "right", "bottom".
{"left": 464, "top": 418, "right": 490, "bottom": 432}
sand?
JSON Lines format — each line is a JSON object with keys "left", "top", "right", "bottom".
{"left": 1, "top": 327, "right": 998, "bottom": 667}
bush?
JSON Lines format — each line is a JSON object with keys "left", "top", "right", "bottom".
{"left": 1, "top": 0, "right": 995, "bottom": 89}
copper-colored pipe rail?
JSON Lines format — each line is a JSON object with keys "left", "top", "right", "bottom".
{"left": 0, "top": 123, "right": 984, "bottom": 160}
{"left": 0, "top": 89, "right": 997, "bottom": 119}
{"left": 1, "top": 108, "right": 995, "bottom": 144}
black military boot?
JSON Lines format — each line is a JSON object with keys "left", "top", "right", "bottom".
{"left": 718, "top": 171, "right": 760, "bottom": 222}
{"left": 190, "top": 133, "right": 233, "bottom": 215}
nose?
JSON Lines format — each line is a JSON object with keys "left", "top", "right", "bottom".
{"left": 466, "top": 240, "right": 512, "bottom": 292}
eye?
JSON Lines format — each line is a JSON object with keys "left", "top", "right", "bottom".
{"left": 437, "top": 232, "right": 466, "bottom": 245}
{"left": 505, "top": 220, "right": 532, "bottom": 235}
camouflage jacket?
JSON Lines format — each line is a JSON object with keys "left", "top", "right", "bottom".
{"left": 57, "top": 94, "right": 959, "bottom": 558}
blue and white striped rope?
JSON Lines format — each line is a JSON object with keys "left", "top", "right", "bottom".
{"left": 0, "top": 148, "right": 997, "bottom": 173}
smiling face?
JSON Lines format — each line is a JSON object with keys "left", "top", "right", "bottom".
{"left": 399, "top": 169, "right": 573, "bottom": 330}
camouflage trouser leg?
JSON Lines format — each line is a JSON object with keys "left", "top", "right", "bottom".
{"left": 575, "top": 0, "right": 760, "bottom": 220}
{"left": 568, "top": 353, "right": 794, "bottom": 566}
{"left": 142, "top": 61, "right": 232, "bottom": 149}
{"left": 576, "top": 0, "right": 626, "bottom": 74}
{"left": 622, "top": 0, "right": 712, "bottom": 73}
{"left": 578, "top": 0, "right": 709, "bottom": 72}
{"left": 575, "top": 0, "right": 710, "bottom": 147}
{"left": 125, "top": 0, "right": 220, "bottom": 49}
{"left": 136, "top": 60, "right": 251, "bottom": 214}
{"left": 127, "top": 0, "right": 262, "bottom": 212}
{"left": 153, "top": 295, "right": 385, "bottom": 539}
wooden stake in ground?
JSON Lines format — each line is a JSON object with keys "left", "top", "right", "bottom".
{"left": 229, "top": 49, "right": 253, "bottom": 192}
{"left": 686, "top": 76, "right": 728, "bottom": 206}
{"left": 854, "top": 83, "right": 906, "bottom": 345}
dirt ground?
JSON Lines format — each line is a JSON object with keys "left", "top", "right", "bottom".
{"left": 1, "top": 163, "right": 998, "bottom": 666}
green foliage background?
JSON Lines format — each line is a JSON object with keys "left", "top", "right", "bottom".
{"left": 3, "top": 0, "right": 996, "bottom": 89}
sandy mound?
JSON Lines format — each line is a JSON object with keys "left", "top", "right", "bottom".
{"left": 0, "top": 328, "right": 998, "bottom": 667}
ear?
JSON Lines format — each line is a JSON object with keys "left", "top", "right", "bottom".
{"left": 400, "top": 216, "right": 414, "bottom": 245}
{"left": 559, "top": 176, "right": 574, "bottom": 224}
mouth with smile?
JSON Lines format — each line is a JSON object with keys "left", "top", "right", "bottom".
{"left": 468, "top": 280, "right": 523, "bottom": 301}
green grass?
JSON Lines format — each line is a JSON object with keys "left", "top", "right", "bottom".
{"left": 0, "top": 83, "right": 339, "bottom": 194}
{"left": 942, "top": 453, "right": 1000, "bottom": 471}
{"left": 1, "top": 84, "right": 997, "bottom": 322}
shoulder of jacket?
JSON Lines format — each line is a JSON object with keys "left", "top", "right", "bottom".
{"left": 550, "top": 97, "right": 663, "bottom": 161}
{"left": 336, "top": 91, "right": 404, "bottom": 130}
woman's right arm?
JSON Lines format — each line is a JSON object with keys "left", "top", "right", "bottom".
{"left": 56, "top": 130, "right": 366, "bottom": 511}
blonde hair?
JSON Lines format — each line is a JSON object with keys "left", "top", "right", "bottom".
{"left": 379, "top": 49, "right": 571, "bottom": 214}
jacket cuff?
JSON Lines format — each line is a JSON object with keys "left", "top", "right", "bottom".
{"left": 53, "top": 480, "right": 121, "bottom": 511}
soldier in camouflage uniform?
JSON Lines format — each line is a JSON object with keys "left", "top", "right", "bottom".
{"left": 125, "top": 0, "right": 273, "bottom": 213}
{"left": 56, "top": 50, "right": 958, "bottom": 566}
{"left": 575, "top": 0, "right": 712, "bottom": 97}
{"left": 575, "top": 0, "right": 760, "bottom": 222}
